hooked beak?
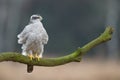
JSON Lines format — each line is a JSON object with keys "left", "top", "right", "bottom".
{"left": 39, "top": 16, "right": 43, "bottom": 21}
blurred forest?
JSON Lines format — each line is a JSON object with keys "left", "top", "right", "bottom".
{"left": 0, "top": 0, "right": 120, "bottom": 60}
{"left": 0, "top": 0, "right": 120, "bottom": 80}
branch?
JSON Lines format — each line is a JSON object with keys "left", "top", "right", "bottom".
{"left": 0, "top": 27, "right": 113, "bottom": 67}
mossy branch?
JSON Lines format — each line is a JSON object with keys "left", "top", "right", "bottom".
{"left": 0, "top": 27, "right": 113, "bottom": 67}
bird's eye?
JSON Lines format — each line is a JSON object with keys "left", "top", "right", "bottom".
{"left": 32, "top": 17, "right": 39, "bottom": 20}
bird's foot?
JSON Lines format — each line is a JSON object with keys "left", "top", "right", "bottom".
{"left": 35, "top": 54, "right": 41, "bottom": 61}
{"left": 28, "top": 54, "right": 34, "bottom": 60}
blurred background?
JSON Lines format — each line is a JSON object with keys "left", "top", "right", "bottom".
{"left": 0, "top": 0, "right": 120, "bottom": 80}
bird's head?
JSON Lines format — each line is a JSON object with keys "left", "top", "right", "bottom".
{"left": 30, "top": 14, "right": 43, "bottom": 23}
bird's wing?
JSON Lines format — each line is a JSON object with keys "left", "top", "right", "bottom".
{"left": 41, "top": 31, "right": 49, "bottom": 44}
{"left": 33, "top": 22, "right": 49, "bottom": 45}
{"left": 17, "top": 25, "right": 32, "bottom": 44}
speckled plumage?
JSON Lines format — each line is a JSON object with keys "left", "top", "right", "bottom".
{"left": 17, "top": 14, "right": 49, "bottom": 73}
{"left": 18, "top": 15, "right": 48, "bottom": 57}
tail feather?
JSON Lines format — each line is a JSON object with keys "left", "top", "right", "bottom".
{"left": 27, "top": 64, "right": 33, "bottom": 73}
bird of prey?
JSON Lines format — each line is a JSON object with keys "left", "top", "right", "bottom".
{"left": 17, "top": 14, "right": 49, "bottom": 73}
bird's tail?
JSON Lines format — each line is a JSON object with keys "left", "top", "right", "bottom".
{"left": 27, "top": 64, "right": 33, "bottom": 73}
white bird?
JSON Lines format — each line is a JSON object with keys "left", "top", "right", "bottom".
{"left": 17, "top": 14, "right": 49, "bottom": 73}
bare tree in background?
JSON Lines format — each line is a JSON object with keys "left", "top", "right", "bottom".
{"left": 106, "top": 0, "right": 119, "bottom": 60}
{"left": 0, "top": 0, "right": 24, "bottom": 52}
{"left": 0, "top": 0, "right": 8, "bottom": 52}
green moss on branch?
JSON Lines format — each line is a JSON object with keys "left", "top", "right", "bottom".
{"left": 0, "top": 27, "right": 113, "bottom": 67}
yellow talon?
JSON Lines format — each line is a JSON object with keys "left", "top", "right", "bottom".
{"left": 28, "top": 54, "right": 34, "bottom": 60}
{"left": 37, "top": 57, "right": 40, "bottom": 61}
{"left": 35, "top": 54, "right": 40, "bottom": 61}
